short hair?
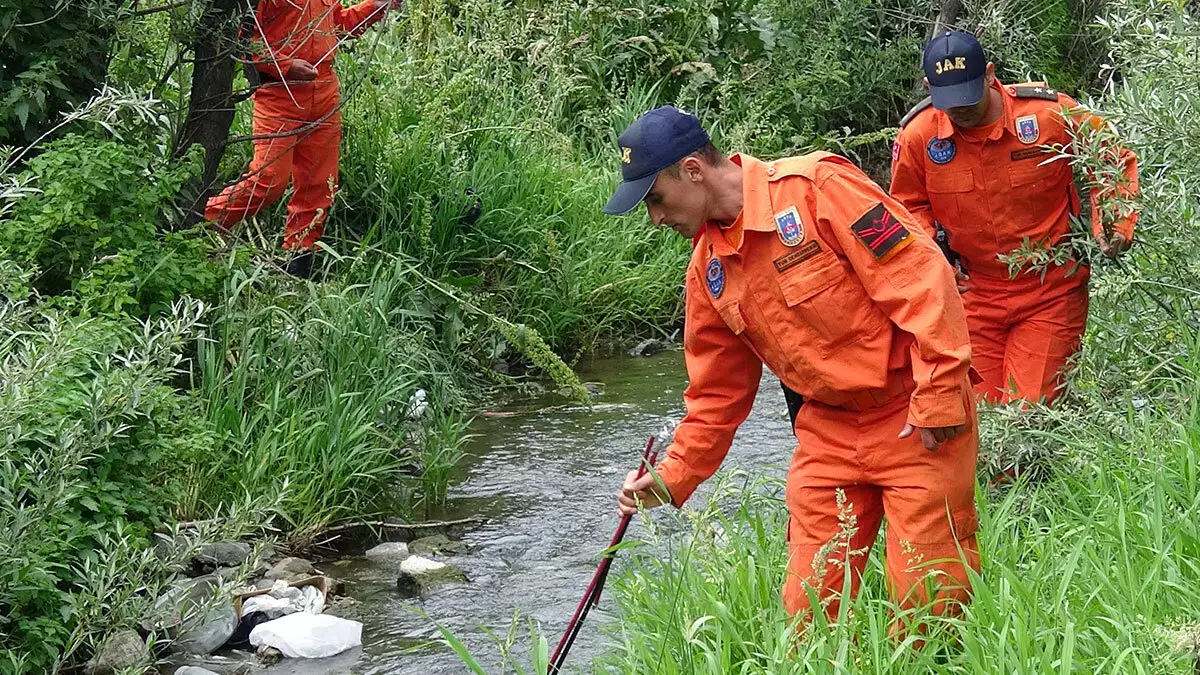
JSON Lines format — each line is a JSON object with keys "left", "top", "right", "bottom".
{"left": 662, "top": 142, "right": 725, "bottom": 178}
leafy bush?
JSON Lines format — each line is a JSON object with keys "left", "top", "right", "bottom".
{"left": 0, "top": 298, "right": 213, "bottom": 671}
{"left": 0, "top": 134, "right": 222, "bottom": 316}
{"left": 0, "top": 0, "right": 121, "bottom": 145}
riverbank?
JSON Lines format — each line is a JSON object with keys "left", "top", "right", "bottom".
{"left": 4, "top": 0, "right": 1196, "bottom": 671}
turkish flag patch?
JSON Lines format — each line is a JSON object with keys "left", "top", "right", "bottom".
{"left": 851, "top": 203, "right": 911, "bottom": 262}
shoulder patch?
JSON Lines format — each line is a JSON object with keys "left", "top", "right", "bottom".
{"left": 899, "top": 97, "right": 933, "bottom": 129}
{"left": 1011, "top": 85, "right": 1059, "bottom": 101}
{"left": 851, "top": 203, "right": 912, "bottom": 262}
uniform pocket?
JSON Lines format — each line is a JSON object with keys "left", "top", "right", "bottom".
{"left": 927, "top": 169, "right": 982, "bottom": 243}
{"left": 776, "top": 252, "right": 863, "bottom": 353}
{"left": 1006, "top": 161, "right": 1066, "bottom": 229}
{"left": 1008, "top": 163, "right": 1048, "bottom": 189}
{"left": 927, "top": 170, "right": 974, "bottom": 194}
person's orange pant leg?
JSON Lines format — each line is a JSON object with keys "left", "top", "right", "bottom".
{"left": 282, "top": 79, "right": 341, "bottom": 250}
{"left": 962, "top": 284, "right": 1009, "bottom": 405}
{"left": 782, "top": 386, "right": 979, "bottom": 623}
{"left": 964, "top": 267, "right": 1089, "bottom": 405}
{"left": 205, "top": 78, "right": 342, "bottom": 251}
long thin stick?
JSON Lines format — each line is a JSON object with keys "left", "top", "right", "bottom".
{"left": 548, "top": 436, "right": 657, "bottom": 674}
{"left": 589, "top": 445, "right": 659, "bottom": 609}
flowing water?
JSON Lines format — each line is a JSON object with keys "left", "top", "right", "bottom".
{"left": 265, "top": 350, "right": 796, "bottom": 674}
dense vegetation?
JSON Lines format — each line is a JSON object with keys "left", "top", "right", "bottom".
{"left": 2, "top": 0, "right": 1197, "bottom": 671}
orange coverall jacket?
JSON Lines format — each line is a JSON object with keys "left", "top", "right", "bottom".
{"left": 889, "top": 81, "right": 1139, "bottom": 403}
{"left": 247, "top": 0, "right": 383, "bottom": 82}
{"left": 656, "top": 152, "right": 974, "bottom": 506}
{"left": 890, "top": 80, "right": 1139, "bottom": 279}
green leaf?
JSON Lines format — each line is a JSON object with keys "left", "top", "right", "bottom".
{"left": 78, "top": 496, "right": 100, "bottom": 513}
{"left": 14, "top": 100, "right": 29, "bottom": 128}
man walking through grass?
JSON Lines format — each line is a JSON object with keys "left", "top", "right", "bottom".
{"left": 890, "top": 31, "right": 1140, "bottom": 405}
{"left": 606, "top": 105, "right": 980, "bottom": 627}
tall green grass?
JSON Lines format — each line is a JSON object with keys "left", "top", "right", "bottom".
{"left": 598, "top": 393, "right": 1200, "bottom": 673}
{"left": 188, "top": 260, "right": 475, "bottom": 539}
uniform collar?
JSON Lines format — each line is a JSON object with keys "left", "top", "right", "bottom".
{"left": 935, "top": 79, "right": 1015, "bottom": 142}
{"left": 705, "top": 153, "right": 775, "bottom": 257}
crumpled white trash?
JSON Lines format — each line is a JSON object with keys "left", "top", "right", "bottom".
{"left": 239, "top": 580, "right": 326, "bottom": 620}
{"left": 249, "top": 612, "right": 362, "bottom": 658}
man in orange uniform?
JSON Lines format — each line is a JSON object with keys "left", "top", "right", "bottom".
{"left": 205, "top": 0, "right": 401, "bottom": 275}
{"left": 608, "top": 106, "right": 980, "bottom": 624}
{"left": 890, "top": 31, "right": 1139, "bottom": 404}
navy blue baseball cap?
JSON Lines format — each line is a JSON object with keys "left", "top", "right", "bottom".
{"left": 603, "top": 105, "right": 711, "bottom": 216}
{"left": 923, "top": 31, "right": 988, "bottom": 110}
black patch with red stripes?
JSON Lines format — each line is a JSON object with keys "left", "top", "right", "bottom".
{"left": 850, "top": 203, "right": 911, "bottom": 260}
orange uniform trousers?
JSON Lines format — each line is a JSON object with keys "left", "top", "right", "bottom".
{"left": 783, "top": 377, "right": 979, "bottom": 621}
{"left": 205, "top": 74, "right": 342, "bottom": 251}
{"left": 964, "top": 264, "right": 1089, "bottom": 405}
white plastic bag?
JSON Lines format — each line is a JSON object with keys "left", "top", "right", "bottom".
{"left": 249, "top": 613, "right": 362, "bottom": 658}
{"left": 239, "top": 594, "right": 295, "bottom": 620}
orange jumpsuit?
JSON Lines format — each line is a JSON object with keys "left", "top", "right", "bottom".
{"left": 890, "top": 81, "right": 1138, "bottom": 404}
{"left": 656, "top": 152, "right": 980, "bottom": 621}
{"left": 205, "top": 0, "right": 384, "bottom": 250}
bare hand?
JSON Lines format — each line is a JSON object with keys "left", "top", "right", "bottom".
{"left": 899, "top": 423, "right": 966, "bottom": 451}
{"left": 1098, "top": 231, "right": 1131, "bottom": 258}
{"left": 954, "top": 268, "right": 972, "bottom": 294}
{"left": 286, "top": 59, "right": 319, "bottom": 81}
{"left": 617, "top": 469, "right": 671, "bottom": 516}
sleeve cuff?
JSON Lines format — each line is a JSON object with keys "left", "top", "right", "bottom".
{"left": 654, "top": 454, "right": 701, "bottom": 508}
{"left": 255, "top": 60, "right": 293, "bottom": 78}
{"left": 906, "top": 389, "right": 967, "bottom": 429}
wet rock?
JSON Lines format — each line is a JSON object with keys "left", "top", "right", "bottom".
{"left": 153, "top": 532, "right": 185, "bottom": 564}
{"left": 364, "top": 542, "right": 410, "bottom": 560}
{"left": 176, "top": 668, "right": 221, "bottom": 675}
{"left": 255, "top": 645, "right": 283, "bottom": 666}
{"left": 395, "top": 556, "right": 468, "bottom": 598}
{"left": 213, "top": 567, "right": 244, "bottom": 584}
{"left": 144, "top": 575, "right": 237, "bottom": 656}
{"left": 629, "top": 338, "right": 665, "bottom": 357}
{"left": 263, "top": 557, "right": 316, "bottom": 582}
{"left": 194, "top": 542, "right": 253, "bottom": 573}
{"left": 408, "top": 535, "right": 469, "bottom": 556}
{"left": 323, "top": 596, "right": 361, "bottom": 621}
{"left": 582, "top": 381, "right": 605, "bottom": 397}
{"left": 84, "top": 629, "right": 149, "bottom": 675}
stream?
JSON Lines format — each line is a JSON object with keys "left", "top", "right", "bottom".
{"left": 265, "top": 349, "right": 795, "bottom": 674}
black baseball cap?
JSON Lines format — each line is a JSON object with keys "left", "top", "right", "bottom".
{"left": 603, "top": 105, "right": 711, "bottom": 216}
{"left": 922, "top": 31, "right": 988, "bottom": 110}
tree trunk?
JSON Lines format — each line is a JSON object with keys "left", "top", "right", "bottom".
{"left": 909, "top": 0, "right": 965, "bottom": 101}
{"left": 928, "top": 0, "right": 964, "bottom": 40}
{"left": 174, "top": 0, "right": 242, "bottom": 228}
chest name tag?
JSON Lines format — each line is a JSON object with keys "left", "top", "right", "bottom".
{"left": 851, "top": 203, "right": 911, "bottom": 262}
{"left": 774, "top": 241, "right": 822, "bottom": 273}
{"left": 1010, "top": 147, "right": 1044, "bottom": 162}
